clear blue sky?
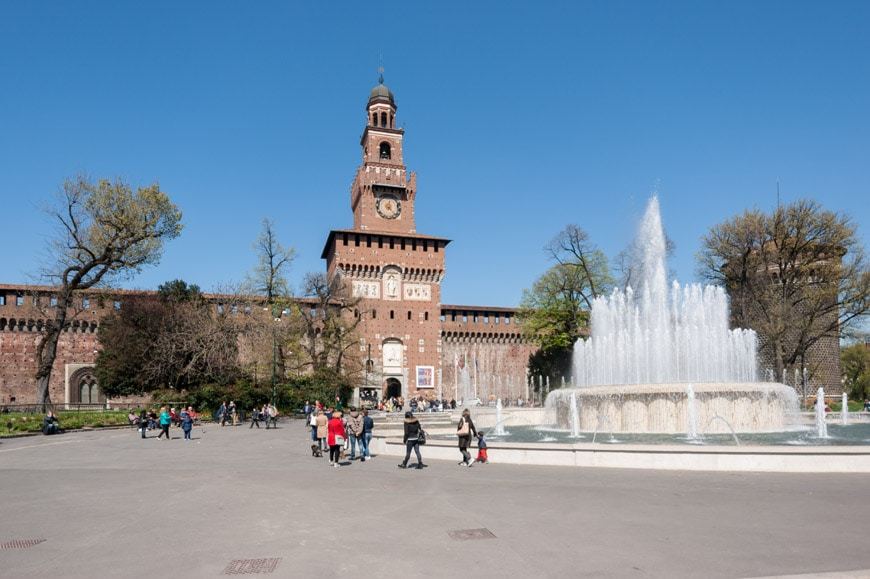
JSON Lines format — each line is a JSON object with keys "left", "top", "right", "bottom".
{"left": 1, "top": 1, "right": 868, "bottom": 306}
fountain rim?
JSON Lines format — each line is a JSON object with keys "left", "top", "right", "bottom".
{"left": 548, "top": 382, "right": 798, "bottom": 397}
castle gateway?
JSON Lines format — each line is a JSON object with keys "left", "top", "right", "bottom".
{"left": 322, "top": 76, "right": 535, "bottom": 404}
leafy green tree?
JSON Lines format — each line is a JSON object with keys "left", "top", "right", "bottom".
{"left": 842, "top": 343, "right": 870, "bottom": 400}
{"left": 518, "top": 225, "right": 613, "bottom": 379}
{"left": 35, "top": 176, "right": 182, "bottom": 408}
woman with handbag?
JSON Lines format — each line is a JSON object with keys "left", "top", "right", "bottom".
{"left": 398, "top": 411, "right": 426, "bottom": 469}
{"left": 327, "top": 410, "right": 347, "bottom": 468}
{"left": 456, "top": 408, "right": 477, "bottom": 466}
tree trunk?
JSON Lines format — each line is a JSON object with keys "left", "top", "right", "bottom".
{"left": 35, "top": 318, "right": 66, "bottom": 411}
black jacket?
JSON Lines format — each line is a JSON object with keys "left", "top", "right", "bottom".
{"left": 403, "top": 418, "right": 422, "bottom": 443}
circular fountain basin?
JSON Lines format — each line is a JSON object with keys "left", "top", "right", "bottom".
{"left": 547, "top": 382, "right": 800, "bottom": 434}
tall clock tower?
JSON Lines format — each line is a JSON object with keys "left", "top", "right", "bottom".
{"left": 351, "top": 73, "right": 417, "bottom": 233}
{"left": 321, "top": 75, "right": 450, "bottom": 403}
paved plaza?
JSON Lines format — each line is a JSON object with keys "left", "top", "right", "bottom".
{"left": 1, "top": 421, "right": 869, "bottom": 578}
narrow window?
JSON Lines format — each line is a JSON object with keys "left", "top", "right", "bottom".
{"left": 50, "top": 296, "right": 58, "bottom": 307}
{"left": 380, "top": 112, "right": 387, "bottom": 127}
{"left": 424, "top": 312, "right": 429, "bottom": 321}
{"left": 82, "top": 298, "right": 90, "bottom": 310}
{"left": 439, "top": 313, "right": 446, "bottom": 322}
{"left": 423, "top": 240, "right": 428, "bottom": 252}
{"left": 483, "top": 314, "right": 489, "bottom": 324}
{"left": 379, "top": 141, "right": 391, "bottom": 159}
{"left": 434, "top": 241, "right": 439, "bottom": 253}
{"left": 113, "top": 300, "right": 121, "bottom": 310}
{"left": 342, "top": 233, "right": 348, "bottom": 246}
{"left": 372, "top": 310, "right": 377, "bottom": 319}
{"left": 505, "top": 315, "right": 511, "bottom": 325}
{"left": 372, "top": 113, "right": 377, "bottom": 126}
{"left": 217, "top": 304, "right": 224, "bottom": 314}
{"left": 231, "top": 304, "right": 238, "bottom": 314}
{"left": 495, "top": 315, "right": 500, "bottom": 325}
{"left": 407, "top": 311, "right": 412, "bottom": 320}
{"left": 473, "top": 314, "right": 478, "bottom": 323}
{"left": 16, "top": 294, "right": 24, "bottom": 306}
{"left": 390, "top": 310, "right": 395, "bottom": 320}
{"left": 412, "top": 239, "right": 417, "bottom": 251}
{"left": 0, "top": 295, "right": 5, "bottom": 306}
{"left": 401, "top": 239, "right": 406, "bottom": 250}
{"left": 378, "top": 237, "right": 383, "bottom": 249}
{"left": 366, "top": 235, "right": 371, "bottom": 248}
{"left": 389, "top": 238, "right": 395, "bottom": 249}
{"left": 354, "top": 235, "right": 360, "bottom": 247}
{"left": 462, "top": 314, "right": 468, "bottom": 324}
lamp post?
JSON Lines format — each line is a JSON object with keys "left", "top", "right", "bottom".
{"left": 271, "top": 304, "right": 281, "bottom": 405}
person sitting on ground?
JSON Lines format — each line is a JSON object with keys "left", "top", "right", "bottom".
{"left": 127, "top": 411, "right": 139, "bottom": 426}
{"left": 43, "top": 411, "right": 60, "bottom": 435}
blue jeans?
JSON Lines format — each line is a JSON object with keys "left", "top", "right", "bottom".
{"left": 350, "top": 435, "right": 363, "bottom": 459}
{"left": 363, "top": 432, "right": 372, "bottom": 457}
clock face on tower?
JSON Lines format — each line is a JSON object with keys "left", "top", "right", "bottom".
{"left": 376, "top": 195, "right": 402, "bottom": 219}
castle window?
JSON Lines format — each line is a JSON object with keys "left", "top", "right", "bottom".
{"left": 505, "top": 315, "right": 511, "bottom": 325}
{"left": 378, "top": 236, "right": 383, "bottom": 249}
{"left": 231, "top": 304, "right": 238, "bottom": 314}
{"left": 483, "top": 314, "right": 490, "bottom": 324}
{"left": 401, "top": 239, "right": 406, "bottom": 250}
{"left": 473, "top": 314, "right": 478, "bottom": 323}
{"left": 424, "top": 312, "right": 429, "bottom": 321}
{"left": 379, "top": 141, "right": 391, "bottom": 159}
{"left": 390, "top": 113, "right": 394, "bottom": 128}
{"left": 495, "top": 315, "right": 500, "bottom": 325}
{"left": 0, "top": 295, "right": 5, "bottom": 306}
{"left": 462, "top": 313, "right": 468, "bottom": 324}
{"left": 82, "top": 298, "right": 90, "bottom": 310}
{"left": 380, "top": 112, "right": 387, "bottom": 127}
{"left": 407, "top": 311, "right": 412, "bottom": 320}
{"left": 113, "top": 300, "right": 121, "bottom": 310}
{"left": 217, "top": 304, "right": 224, "bottom": 314}
{"left": 423, "top": 240, "right": 428, "bottom": 252}
{"left": 342, "top": 233, "right": 348, "bottom": 246}
{"left": 372, "top": 113, "right": 377, "bottom": 126}
{"left": 412, "top": 239, "right": 417, "bottom": 251}
{"left": 434, "top": 242, "right": 439, "bottom": 253}
{"left": 372, "top": 310, "right": 377, "bottom": 319}
{"left": 440, "top": 313, "right": 446, "bottom": 322}
{"left": 390, "top": 310, "right": 395, "bottom": 320}
{"left": 366, "top": 235, "right": 371, "bottom": 248}
{"left": 389, "top": 238, "right": 395, "bottom": 249}
{"left": 354, "top": 235, "right": 360, "bottom": 247}
{"left": 50, "top": 296, "right": 58, "bottom": 307}
{"left": 15, "top": 294, "right": 24, "bottom": 306}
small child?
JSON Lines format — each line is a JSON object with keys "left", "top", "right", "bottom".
{"left": 475, "top": 431, "right": 488, "bottom": 464}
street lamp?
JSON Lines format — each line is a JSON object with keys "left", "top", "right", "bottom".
{"left": 271, "top": 304, "right": 281, "bottom": 405}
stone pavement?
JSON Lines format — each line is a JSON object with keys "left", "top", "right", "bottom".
{"left": 1, "top": 421, "right": 869, "bottom": 578}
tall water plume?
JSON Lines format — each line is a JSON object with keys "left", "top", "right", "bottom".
{"left": 572, "top": 196, "right": 758, "bottom": 386}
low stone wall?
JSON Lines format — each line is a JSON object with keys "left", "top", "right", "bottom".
{"left": 371, "top": 436, "right": 870, "bottom": 473}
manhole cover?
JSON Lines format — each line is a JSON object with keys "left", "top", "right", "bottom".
{"left": 223, "top": 558, "right": 281, "bottom": 575}
{"left": 448, "top": 528, "right": 496, "bottom": 541}
{"left": 0, "top": 538, "right": 46, "bottom": 550}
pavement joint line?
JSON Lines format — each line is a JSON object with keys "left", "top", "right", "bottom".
{"left": 0, "top": 439, "right": 79, "bottom": 453}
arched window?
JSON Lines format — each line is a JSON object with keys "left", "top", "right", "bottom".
{"left": 379, "top": 142, "right": 391, "bottom": 159}
{"left": 372, "top": 112, "right": 377, "bottom": 126}
{"left": 380, "top": 112, "right": 387, "bottom": 127}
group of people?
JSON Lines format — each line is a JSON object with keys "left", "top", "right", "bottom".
{"left": 305, "top": 401, "right": 375, "bottom": 468}
{"left": 302, "top": 399, "right": 489, "bottom": 470}
{"left": 249, "top": 403, "right": 279, "bottom": 429}
{"left": 217, "top": 401, "right": 238, "bottom": 426}
{"left": 133, "top": 406, "right": 196, "bottom": 441}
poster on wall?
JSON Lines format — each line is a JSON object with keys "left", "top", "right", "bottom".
{"left": 416, "top": 365, "right": 435, "bottom": 389}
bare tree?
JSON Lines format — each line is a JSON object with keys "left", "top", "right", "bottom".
{"left": 699, "top": 199, "right": 870, "bottom": 381}
{"left": 294, "top": 272, "right": 364, "bottom": 380}
{"left": 35, "top": 176, "right": 182, "bottom": 408}
{"left": 249, "top": 218, "right": 295, "bottom": 302}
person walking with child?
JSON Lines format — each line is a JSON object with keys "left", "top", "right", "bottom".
{"left": 456, "top": 408, "right": 477, "bottom": 466}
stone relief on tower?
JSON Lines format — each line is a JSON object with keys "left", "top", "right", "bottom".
{"left": 403, "top": 283, "right": 431, "bottom": 301}
{"left": 383, "top": 268, "right": 402, "bottom": 301}
{"left": 382, "top": 340, "right": 403, "bottom": 372}
{"left": 351, "top": 280, "right": 380, "bottom": 299}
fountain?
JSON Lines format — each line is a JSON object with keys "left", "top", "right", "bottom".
{"left": 815, "top": 387, "right": 828, "bottom": 438}
{"left": 686, "top": 384, "right": 699, "bottom": 440}
{"left": 493, "top": 398, "right": 507, "bottom": 436}
{"left": 569, "top": 391, "right": 580, "bottom": 438}
{"left": 842, "top": 392, "right": 849, "bottom": 426}
{"left": 546, "top": 196, "right": 800, "bottom": 434}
